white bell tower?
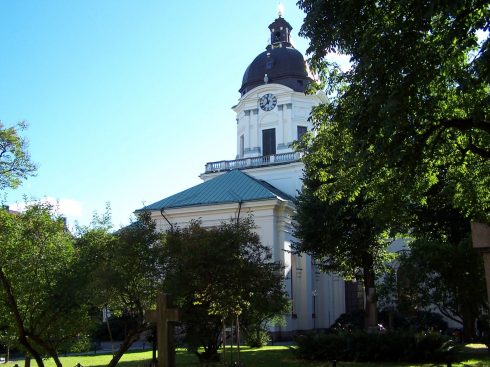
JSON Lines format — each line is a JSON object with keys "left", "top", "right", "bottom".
{"left": 202, "top": 13, "right": 327, "bottom": 197}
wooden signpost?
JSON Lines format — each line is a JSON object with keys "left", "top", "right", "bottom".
{"left": 145, "top": 293, "right": 180, "bottom": 367}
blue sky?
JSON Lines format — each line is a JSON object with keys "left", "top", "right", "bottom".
{"left": 0, "top": 1, "right": 326, "bottom": 229}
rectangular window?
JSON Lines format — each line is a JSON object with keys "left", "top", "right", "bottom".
{"left": 262, "top": 128, "right": 276, "bottom": 156}
{"left": 297, "top": 126, "right": 307, "bottom": 140}
{"left": 239, "top": 135, "right": 244, "bottom": 158}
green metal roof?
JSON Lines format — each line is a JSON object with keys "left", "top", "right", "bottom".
{"left": 141, "top": 170, "right": 294, "bottom": 211}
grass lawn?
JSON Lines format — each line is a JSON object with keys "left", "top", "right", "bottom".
{"left": 2, "top": 344, "right": 489, "bottom": 367}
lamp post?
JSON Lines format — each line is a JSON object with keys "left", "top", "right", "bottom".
{"left": 312, "top": 289, "right": 318, "bottom": 331}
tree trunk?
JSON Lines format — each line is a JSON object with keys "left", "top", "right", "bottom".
{"left": 18, "top": 337, "right": 44, "bottom": 367}
{"left": 106, "top": 327, "right": 147, "bottom": 367}
{"left": 0, "top": 269, "right": 44, "bottom": 367}
{"left": 106, "top": 314, "right": 115, "bottom": 357}
{"left": 363, "top": 259, "right": 378, "bottom": 332}
{"left": 461, "top": 309, "right": 476, "bottom": 342}
{"left": 28, "top": 334, "right": 63, "bottom": 367}
{"left": 152, "top": 327, "right": 157, "bottom": 366}
{"left": 52, "top": 354, "right": 62, "bottom": 367}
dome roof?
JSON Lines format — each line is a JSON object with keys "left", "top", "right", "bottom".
{"left": 239, "top": 16, "right": 310, "bottom": 96}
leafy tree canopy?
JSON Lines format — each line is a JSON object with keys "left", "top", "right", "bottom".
{"left": 392, "top": 178, "right": 485, "bottom": 340}
{"left": 293, "top": 172, "right": 393, "bottom": 329}
{"left": 0, "top": 202, "right": 91, "bottom": 367}
{"left": 0, "top": 121, "right": 36, "bottom": 191}
{"left": 294, "top": 182, "right": 392, "bottom": 280}
{"left": 297, "top": 0, "right": 489, "bottom": 223}
{"left": 75, "top": 209, "right": 165, "bottom": 367}
{"left": 162, "top": 218, "right": 288, "bottom": 361}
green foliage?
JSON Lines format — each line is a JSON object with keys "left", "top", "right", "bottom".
{"left": 294, "top": 330, "right": 458, "bottom": 363}
{"left": 0, "top": 202, "right": 92, "bottom": 366}
{"left": 395, "top": 236, "right": 486, "bottom": 337}
{"left": 161, "top": 217, "right": 289, "bottom": 361}
{"left": 379, "top": 310, "right": 449, "bottom": 334}
{"left": 293, "top": 184, "right": 393, "bottom": 280}
{"left": 75, "top": 210, "right": 165, "bottom": 367}
{"left": 376, "top": 173, "right": 486, "bottom": 340}
{"left": 394, "top": 179, "right": 485, "bottom": 338}
{"left": 293, "top": 164, "right": 394, "bottom": 327}
{"left": 331, "top": 310, "right": 449, "bottom": 334}
{"left": 243, "top": 328, "right": 271, "bottom": 349}
{"left": 329, "top": 310, "right": 366, "bottom": 332}
{"left": 297, "top": 0, "right": 490, "bottom": 224}
{"left": 0, "top": 121, "right": 37, "bottom": 191}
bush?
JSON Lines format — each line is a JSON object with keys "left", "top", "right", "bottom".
{"left": 294, "top": 330, "right": 456, "bottom": 363}
{"left": 329, "top": 310, "right": 366, "bottom": 332}
{"left": 244, "top": 329, "right": 271, "bottom": 348}
{"left": 377, "top": 310, "right": 448, "bottom": 333}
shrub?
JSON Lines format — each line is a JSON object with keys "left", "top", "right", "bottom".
{"left": 377, "top": 310, "right": 448, "bottom": 333}
{"left": 330, "top": 310, "right": 366, "bottom": 332}
{"left": 244, "top": 329, "right": 271, "bottom": 348}
{"left": 295, "top": 333, "right": 347, "bottom": 360}
{"left": 294, "top": 330, "right": 455, "bottom": 363}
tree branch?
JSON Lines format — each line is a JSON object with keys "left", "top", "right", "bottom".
{"left": 440, "top": 118, "right": 490, "bottom": 135}
{"left": 467, "top": 143, "right": 490, "bottom": 159}
{"left": 436, "top": 304, "right": 463, "bottom": 325}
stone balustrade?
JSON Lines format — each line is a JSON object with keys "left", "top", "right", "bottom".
{"left": 204, "top": 151, "right": 302, "bottom": 173}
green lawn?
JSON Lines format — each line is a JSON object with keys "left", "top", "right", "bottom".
{"left": 2, "top": 344, "right": 489, "bottom": 367}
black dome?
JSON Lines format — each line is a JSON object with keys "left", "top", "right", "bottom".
{"left": 239, "top": 16, "right": 310, "bottom": 96}
{"left": 239, "top": 46, "right": 309, "bottom": 96}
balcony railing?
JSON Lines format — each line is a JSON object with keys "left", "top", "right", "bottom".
{"left": 204, "top": 151, "right": 302, "bottom": 173}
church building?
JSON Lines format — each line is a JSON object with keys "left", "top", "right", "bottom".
{"left": 141, "top": 12, "right": 350, "bottom": 337}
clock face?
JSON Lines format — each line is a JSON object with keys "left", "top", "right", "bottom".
{"left": 259, "top": 93, "right": 277, "bottom": 111}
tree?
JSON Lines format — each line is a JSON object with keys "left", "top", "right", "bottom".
{"left": 76, "top": 210, "right": 165, "bottom": 367}
{"left": 161, "top": 218, "right": 288, "bottom": 362}
{"left": 0, "top": 121, "right": 36, "bottom": 191}
{"left": 392, "top": 178, "right": 487, "bottom": 340}
{"left": 297, "top": 0, "right": 489, "bottom": 223}
{"left": 0, "top": 203, "right": 92, "bottom": 367}
{"left": 396, "top": 237, "right": 485, "bottom": 339}
{"left": 293, "top": 169, "right": 393, "bottom": 330}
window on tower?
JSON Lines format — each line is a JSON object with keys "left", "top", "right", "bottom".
{"left": 297, "top": 126, "right": 307, "bottom": 140}
{"left": 262, "top": 128, "right": 276, "bottom": 156}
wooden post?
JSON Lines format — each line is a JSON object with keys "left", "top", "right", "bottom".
{"left": 145, "top": 293, "right": 180, "bottom": 367}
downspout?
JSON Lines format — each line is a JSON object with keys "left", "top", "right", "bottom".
{"left": 236, "top": 201, "right": 243, "bottom": 226}
{"left": 160, "top": 208, "right": 174, "bottom": 232}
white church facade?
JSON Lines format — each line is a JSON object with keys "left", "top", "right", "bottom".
{"left": 140, "top": 14, "right": 354, "bottom": 338}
